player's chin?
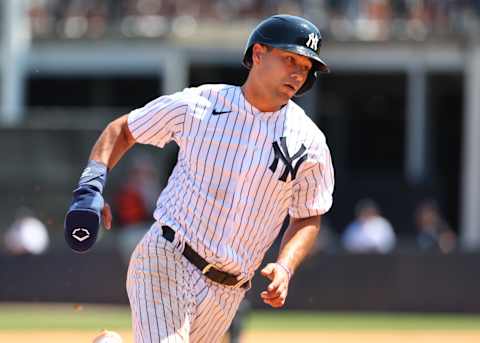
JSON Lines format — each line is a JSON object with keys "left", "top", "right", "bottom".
{"left": 276, "top": 87, "right": 295, "bottom": 102}
{"left": 281, "top": 84, "right": 297, "bottom": 97}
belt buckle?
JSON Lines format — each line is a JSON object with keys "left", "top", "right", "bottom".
{"left": 201, "top": 263, "right": 214, "bottom": 274}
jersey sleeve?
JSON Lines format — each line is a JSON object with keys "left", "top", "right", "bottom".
{"left": 289, "top": 135, "right": 335, "bottom": 218}
{"left": 127, "top": 90, "right": 190, "bottom": 148}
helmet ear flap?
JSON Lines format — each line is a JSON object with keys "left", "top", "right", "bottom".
{"left": 242, "top": 46, "right": 254, "bottom": 69}
{"left": 295, "top": 70, "right": 317, "bottom": 96}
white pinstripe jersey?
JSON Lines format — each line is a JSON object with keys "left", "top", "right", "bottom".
{"left": 127, "top": 84, "right": 334, "bottom": 280}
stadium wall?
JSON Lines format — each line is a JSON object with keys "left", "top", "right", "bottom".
{"left": 2, "top": 248, "right": 480, "bottom": 313}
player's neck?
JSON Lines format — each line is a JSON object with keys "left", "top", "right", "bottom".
{"left": 241, "top": 81, "right": 285, "bottom": 113}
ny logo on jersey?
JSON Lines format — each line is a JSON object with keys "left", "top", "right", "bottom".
{"left": 269, "top": 137, "right": 308, "bottom": 182}
{"left": 306, "top": 32, "right": 319, "bottom": 51}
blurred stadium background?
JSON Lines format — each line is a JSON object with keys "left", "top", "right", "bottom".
{"left": 2, "top": 0, "right": 480, "bottom": 342}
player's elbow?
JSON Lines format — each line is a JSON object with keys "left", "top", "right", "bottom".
{"left": 290, "top": 215, "right": 322, "bottom": 229}
{"left": 106, "top": 114, "right": 136, "bottom": 147}
{"left": 120, "top": 116, "right": 136, "bottom": 147}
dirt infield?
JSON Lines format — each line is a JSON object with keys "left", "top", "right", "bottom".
{"left": 244, "top": 331, "right": 480, "bottom": 343}
{"left": 1, "top": 330, "right": 480, "bottom": 343}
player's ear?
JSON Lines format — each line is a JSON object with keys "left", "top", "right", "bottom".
{"left": 251, "top": 43, "right": 268, "bottom": 66}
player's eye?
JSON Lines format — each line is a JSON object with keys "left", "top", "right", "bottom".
{"left": 284, "top": 56, "right": 294, "bottom": 64}
{"left": 301, "top": 64, "right": 310, "bottom": 73}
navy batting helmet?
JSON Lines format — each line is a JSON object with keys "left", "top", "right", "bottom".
{"left": 242, "top": 15, "right": 329, "bottom": 96}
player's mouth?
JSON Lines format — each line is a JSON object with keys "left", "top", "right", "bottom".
{"left": 283, "top": 83, "right": 297, "bottom": 93}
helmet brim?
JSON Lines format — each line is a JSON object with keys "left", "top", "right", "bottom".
{"left": 272, "top": 44, "right": 330, "bottom": 73}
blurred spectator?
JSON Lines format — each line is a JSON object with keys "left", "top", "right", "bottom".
{"left": 342, "top": 198, "right": 396, "bottom": 253}
{"left": 415, "top": 199, "right": 456, "bottom": 253}
{"left": 113, "top": 153, "right": 160, "bottom": 262}
{"left": 3, "top": 207, "right": 49, "bottom": 255}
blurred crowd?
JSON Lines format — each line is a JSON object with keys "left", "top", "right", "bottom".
{"left": 28, "top": 0, "right": 299, "bottom": 39}
{"left": 0, "top": 168, "right": 458, "bottom": 256}
{"left": 309, "top": 197, "right": 457, "bottom": 256}
{"left": 0, "top": 196, "right": 457, "bottom": 257}
{"left": 28, "top": 0, "right": 480, "bottom": 41}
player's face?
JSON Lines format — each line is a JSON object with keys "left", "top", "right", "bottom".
{"left": 260, "top": 47, "right": 312, "bottom": 99}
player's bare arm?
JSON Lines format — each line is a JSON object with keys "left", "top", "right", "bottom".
{"left": 89, "top": 114, "right": 136, "bottom": 169}
{"left": 261, "top": 215, "right": 321, "bottom": 308}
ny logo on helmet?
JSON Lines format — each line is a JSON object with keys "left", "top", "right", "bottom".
{"left": 269, "top": 137, "right": 308, "bottom": 182}
{"left": 306, "top": 32, "right": 319, "bottom": 50}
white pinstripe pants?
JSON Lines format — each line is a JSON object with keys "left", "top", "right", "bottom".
{"left": 126, "top": 226, "right": 246, "bottom": 343}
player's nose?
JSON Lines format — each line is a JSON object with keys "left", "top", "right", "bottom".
{"left": 290, "top": 69, "right": 307, "bottom": 84}
{"left": 287, "top": 75, "right": 304, "bottom": 90}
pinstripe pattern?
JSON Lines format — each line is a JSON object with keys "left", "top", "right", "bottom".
{"left": 127, "top": 225, "right": 245, "bottom": 342}
{"left": 127, "top": 83, "right": 334, "bottom": 277}
{"left": 126, "top": 84, "right": 334, "bottom": 342}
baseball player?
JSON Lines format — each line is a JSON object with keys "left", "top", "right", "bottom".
{"left": 65, "top": 14, "right": 334, "bottom": 342}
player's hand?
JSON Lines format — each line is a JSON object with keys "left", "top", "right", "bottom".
{"left": 260, "top": 263, "right": 290, "bottom": 308}
{"left": 102, "top": 202, "right": 112, "bottom": 230}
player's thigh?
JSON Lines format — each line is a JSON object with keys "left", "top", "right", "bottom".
{"left": 127, "top": 231, "right": 195, "bottom": 342}
{"left": 189, "top": 278, "right": 246, "bottom": 343}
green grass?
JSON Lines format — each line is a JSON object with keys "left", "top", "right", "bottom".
{"left": 1, "top": 303, "right": 480, "bottom": 332}
{"left": 0, "top": 303, "right": 131, "bottom": 331}
{"left": 245, "top": 311, "right": 480, "bottom": 331}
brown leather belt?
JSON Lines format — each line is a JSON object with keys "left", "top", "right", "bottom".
{"left": 161, "top": 225, "right": 249, "bottom": 289}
